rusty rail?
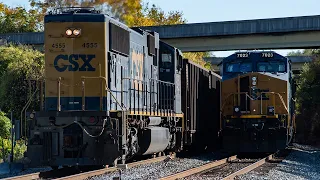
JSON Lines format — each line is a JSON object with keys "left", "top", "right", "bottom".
{"left": 6, "top": 154, "right": 176, "bottom": 180}
{"left": 222, "top": 154, "right": 274, "bottom": 180}
{"left": 56, "top": 154, "right": 176, "bottom": 180}
{"left": 159, "top": 155, "right": 237, "bottom": 180}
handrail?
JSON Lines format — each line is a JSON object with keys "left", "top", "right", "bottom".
{"left": 20, "top": 86, "right": 39, "bottom": 138}
{"left": 221, "top": 91, "right": 288, "bottom": 115}
{"left": 221, "top": 92, "right": 253, "bottom": 112}
{"left": 80, "top": 76, "right": 126, "bottom": 111}
{"left": 121, "top": 77, "right": 176, "bottom": 116}
{"left": 260, "top": 92, "right": 289, "bottom": 114}
{"left": 54, "top": 75, "right": 176, "bottom": 114}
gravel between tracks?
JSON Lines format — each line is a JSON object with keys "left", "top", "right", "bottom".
{"left": 183, "top": 158, "right": 260, "bottom": 180}
{"left": 237, "top": 143, "right": 320, "bottom": 180}
{"left": 87, "top": 152, "right": 229, "bottom": 180}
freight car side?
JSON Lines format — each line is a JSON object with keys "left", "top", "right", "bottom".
{"left": 181, "top": 59, "right": 222, "bottom": 152}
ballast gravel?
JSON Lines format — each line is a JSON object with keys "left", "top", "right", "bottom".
{"left": 0, "top": 166, "right": 52, "bottom": 179}
{"left": 87, "top": 152, "right": 229, "bottom": 180}
{"left": 237, "top": 143, "right": 320, "bottom": 180}
{"left": 184, "top": 158, "right": 261, "bottom": 180}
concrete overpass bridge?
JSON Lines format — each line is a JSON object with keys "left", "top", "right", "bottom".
{"left": 0, "top": 14, "right": 318, "bottom": 72}
{"left": 1, "top": 15, "right": 320, "bottom": 52}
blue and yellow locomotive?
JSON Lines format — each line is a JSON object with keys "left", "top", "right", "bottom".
{"left": 220, "top": 51, "right": 295, "bottom": 153}
{"left": 23, "top": 7, "right": 185, "bottom": 169}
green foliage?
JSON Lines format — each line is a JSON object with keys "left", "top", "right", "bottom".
{"left": 183, "top": 52, "right": 213, "bottom": 70}
{"left": 0, "top": 45, "right": 44, "bottom": 118}
{"left": 295, "top": 56, "right": 320, "bottom": 143}
{"left": 287, "top": 49, "right": 320, "bottom": 56}
{"left": 0, "top": 138, "right": 27, "bottom": 162}
{"left": 0, "top": 111, "right": 11, "bottom": 139}
{"left": 0, "top": 3, "right": 41, "bottom": 33}
{"left": 0, "top": 111, "right": 26, "bottom": 162}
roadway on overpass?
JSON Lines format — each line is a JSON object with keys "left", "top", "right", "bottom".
{"left": 1, "top": 15, "right": 320, "bottom": 51}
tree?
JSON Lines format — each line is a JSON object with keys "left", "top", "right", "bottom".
{"left": 0, "top": 3, "right": 41, "bottom": 33}
{"left": 287, "top": 49, "right": 320, "bottom": 56}
{"left": 0, "top": 45, "right": 44, "bottom": 119}
{"left": 0, "top": 111, "right": 10, "bottom": 140}
{"left": 29, "top": 0, "right": 138, "bottom": 26}
{"left": 295, "top": 57, "right": 320, "bottom": 144}
{"left": 183, "top": 52, "right": 212, "bottom": 70}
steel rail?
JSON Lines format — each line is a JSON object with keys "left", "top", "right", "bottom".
{"left": 4, "top": 172, "right": 41, "bottom": 180}
{"left": 159, "top": 155, "right": 237, "bottom": 180}
{"left": 222, "top": 154, "right": 274, "bottom": 180}
{"left": 6, "top": 154, "right": 175, "bottom": 180}
{"left": 56, "top": 154, "right": 176, "bottom": 180}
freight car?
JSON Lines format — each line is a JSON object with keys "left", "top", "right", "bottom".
{"left": 220, "top": 51, "right": 295, "bottom": 153}
{"left": 180, "top": 58, "right": 221, "bottom": 152}
{"left": 21, "top": 7, "right": 221, "bottom": 169}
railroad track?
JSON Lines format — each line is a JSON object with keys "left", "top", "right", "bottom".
{"left": 5, "top": 153, "right": 175, "bottom": 180}
{"left": 160, "top": 150, "right": 288, "bottom": 180}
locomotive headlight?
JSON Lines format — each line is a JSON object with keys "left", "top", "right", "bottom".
{"left": 66, "top": 29, "right": 72, "bottom": 36}
{"left": 252, "top": 81, "right": 257, "bottom": 85}
{"left": 73, "top": 29, "right": 81, "bottom": 36}
{"left": 252, "top": 76, "right": 257, "bottom": 81}
{"left": 234, "top": 107, "right": 239, "bottom": 112}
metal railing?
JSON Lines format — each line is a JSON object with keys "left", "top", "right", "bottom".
{"left": 221, "top": 91, "right": 288, "bottom": 115}
{"left": 55, "top": 75, "right": 176, "bottom": 116}
{"left": 20, "top": 86, "right": 39, "bottom": 138}
{"left": 121, "top": 77, "right": 175, "bottom": 116}
{"left": 55, "top": 75, "right": 125, "bottom": 112}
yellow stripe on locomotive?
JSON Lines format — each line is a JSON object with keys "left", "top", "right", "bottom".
{"left": 45, "top": 16, "right": 107, "bottom": 111}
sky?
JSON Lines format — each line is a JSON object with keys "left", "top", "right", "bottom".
{"left": 2, "top": 0, "right": 319, "bottom": 57}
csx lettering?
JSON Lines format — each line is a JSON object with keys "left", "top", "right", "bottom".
{"left": 54, "top": 54, "right": 96, "bottom": 72}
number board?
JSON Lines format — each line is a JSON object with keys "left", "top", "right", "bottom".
{"left": 82, "top": 43, "right": 98, "bottom": 48}
{"left": 52, "top": 43, "right": 65, "bottom": 49}
{"left": 261, "top": 52, "right": 274, "bottom": 58}
{"left": 236, "top": 53, "right": 249, "bottom": 58}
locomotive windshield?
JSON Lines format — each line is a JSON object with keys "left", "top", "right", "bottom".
{"left": 257, "top": 61, "right": 286, "bottom": 73}
{"left": 225, "top": 61, "right": 252, "bottom": 73}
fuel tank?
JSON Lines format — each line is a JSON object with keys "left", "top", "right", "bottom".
{"left": 138, "top": 127, "right": 170, "bottom": 155}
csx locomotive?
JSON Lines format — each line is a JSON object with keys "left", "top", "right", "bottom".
{"left": 220, "top": 51, "right": 295, "bottom": 153}
{"left": 23, "top": 7, "right": 221, "bottom": 169}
